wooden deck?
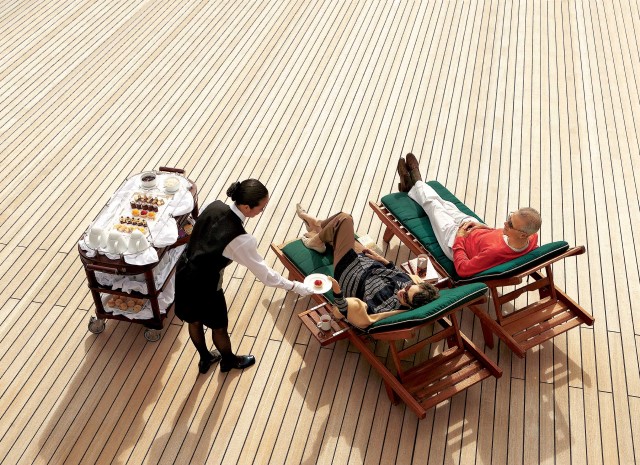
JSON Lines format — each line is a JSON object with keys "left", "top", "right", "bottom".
{"left": 1, "top": 0, "right": 638, "bottom": 463}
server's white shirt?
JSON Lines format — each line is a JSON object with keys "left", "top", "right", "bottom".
{"left": 222, "top": 203, "right": 310, "bottom": 295}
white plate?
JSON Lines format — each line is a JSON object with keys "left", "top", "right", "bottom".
{"left": 304, "top": 273, "right": 332, "bottom": 294}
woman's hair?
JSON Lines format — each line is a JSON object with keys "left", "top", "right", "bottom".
{"left": 410, "top": 282, "right": 440, "bottom": 308}
{"left": 226, "top": 179, "right": 269, "bottom": 208}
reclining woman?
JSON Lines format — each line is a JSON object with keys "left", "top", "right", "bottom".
{"left": 295, "top": 207, "right": 439, "bottom": 319}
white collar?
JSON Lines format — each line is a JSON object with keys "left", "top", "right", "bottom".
{"left": 230, "top": 202, "right": 247, "bottom": 224}
{"left": 502, "top": 234, "right": 529, "bottom": 252}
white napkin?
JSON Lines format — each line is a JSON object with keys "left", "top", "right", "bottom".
{"left": 149, "top": 216, "right": 178, "bottom": 247}
{"left": 124, "top": 247, "right": 159, "bottom": 265}
{"left": 79, "top": 237, "right": 121, "bottom": 260}
{"left": 163, "top": 176, "right": 193, "bottom": 215}
{"left": 78, "top": 239, "right": 97, "bottom": 258}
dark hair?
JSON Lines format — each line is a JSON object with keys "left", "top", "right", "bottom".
{"left": 226, "top": 179, "right": 269, "bottom": 208}
{"left": 409, "top": 282, "right": 440, "bottom": 308}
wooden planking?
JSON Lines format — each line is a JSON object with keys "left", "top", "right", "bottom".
{"left": 0, "top": 0, "right": 639, "bottom": 464}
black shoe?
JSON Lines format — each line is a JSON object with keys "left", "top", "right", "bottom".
{"left": 198, "top": 349, "right": 222, "bottom": 374}
{"left": 397, "top": 158, "right": 411, "bottom": 192}
{"left": 220, "top": 354, "right": 255, "bottom": 373}
{"left": 405, "top": 153, "right": 422, "bottom": 185}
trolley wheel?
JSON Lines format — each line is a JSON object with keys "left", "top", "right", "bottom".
{"left": 88, "top": 316, "right": 106, "bottom": 334}
{"left": 144, "top": 328, "right": 161, "bottom": 342}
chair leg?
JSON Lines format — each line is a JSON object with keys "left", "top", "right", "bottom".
{"left": 480, "top": 320, "right": 495, "bottom": 348}
{"left": 384, "top": 381, "right": 400, "bottom": 405}
{"left": 383, "top": 226, "right": 394, "bottom": 243}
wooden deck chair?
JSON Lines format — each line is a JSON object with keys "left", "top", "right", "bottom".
{"left": 369, "top": 180, "right": 595, "bottom": 358}
{"left": 271, "top": 239, "right": 502, "bottom": 419}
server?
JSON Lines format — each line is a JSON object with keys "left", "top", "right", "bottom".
{"left": 175, "top": 179, "right": 314, "bottom": 374}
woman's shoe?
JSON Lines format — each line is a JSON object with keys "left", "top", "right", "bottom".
{"left": 198, "top": 349, "right": 222, "bottom": 374}
{"left": 220, "top": 354, "right": 255, "bottom": 372}
{"left": 301, "top": 235, "right": 326, "bottom": 253}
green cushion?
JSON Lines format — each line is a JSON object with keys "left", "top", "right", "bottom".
{"left": 281, "top": 239, "right": 489, "bottom": 332}
{"left": 282, "top": 240, "right": 337, "bottom": 302}
{"left": 367, "top": 283, "right": 488, "bottom": 334}
{"left": 381, "top": 181, "right": 570, "bottom": 283}
{"left": 469, "top": 241, "right": 570, "bottom": 282}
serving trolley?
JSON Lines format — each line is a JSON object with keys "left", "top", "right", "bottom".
{"left": 78, "top": 167, "right": 198, "bottom": 341}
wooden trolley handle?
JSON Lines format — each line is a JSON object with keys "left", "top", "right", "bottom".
{"left": 85, "top": 264, "right": 124, "bottom": 273}
{"left": 158, "top": 166, "right": 185, "bottom": 174}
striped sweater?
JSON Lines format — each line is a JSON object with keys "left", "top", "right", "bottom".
{"left": 334, "top": 253, "right": 412, "bottom": 315}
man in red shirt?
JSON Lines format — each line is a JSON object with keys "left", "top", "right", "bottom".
{"left": 399, "top": 155, "right": 541, "bottom": 278}
{"left": 450, "top": 210, "right": 539, "bottom": 277}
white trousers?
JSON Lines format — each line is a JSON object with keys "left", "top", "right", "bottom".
{"left": 408, "top": 181, "right": 474, "bottom": 260}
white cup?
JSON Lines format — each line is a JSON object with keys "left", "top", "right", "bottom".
{"left": 317, "top": 314, "right": 331, "bottom": 331}
{"left": 127, "top": 229, "right": 149, "bottom": 253}
{"left": 107, "top": 230, "right": 128, "bottom": 254}
{"left": 87, "top": 227, "right": 107, "bottom": 249}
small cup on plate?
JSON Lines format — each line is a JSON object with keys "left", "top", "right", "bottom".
{"left": 317, "top": 314, "right": 331, "bottom": 331}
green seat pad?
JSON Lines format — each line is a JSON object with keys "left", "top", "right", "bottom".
{"left": 281, "top": 239, "right": 488, "bottom": 332}
{"left": 282, "top": 239, "right": 337, "bottom": 302}
{"left": 367, "top": 283, "right": 488, "bottom": 334}
{"left": 381, "top": 181, "right": 570, "bottom": 283}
